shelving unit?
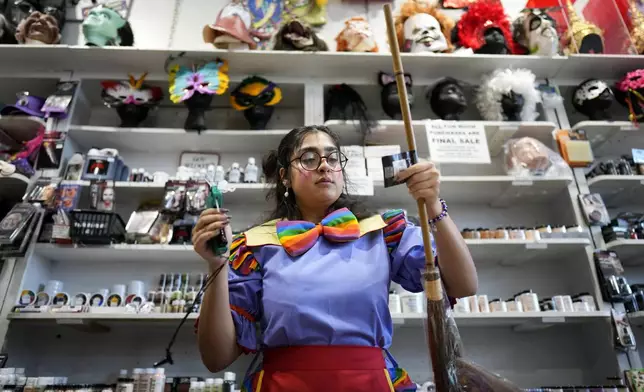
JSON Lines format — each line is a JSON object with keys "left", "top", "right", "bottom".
{"left": 0, "top": 0, "right": 642, "bottom": 387}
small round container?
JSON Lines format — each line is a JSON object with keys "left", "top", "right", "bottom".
{"left": 573, "top": 300, "right": 591, "bottom": 312}
{"left": 518, "top": 291, "right": 540, "bottom": 312}
{"left": 461, "top": 229, "right": 473, "bottom": 239}
{"left": 524, "top": 228, "right": 538, "bottom": 241}
{"left": 566, "top": 225, "right": 585, "bottom": 239}
{"left": 506, "top": 298, "right": 523, "bottom": 312}
{"left": 509, "top": 227, "right": 526, "bottom": 240}
{"left": 400, "top": 292, "right": 423, "bottom": 314}
{"left": 388, "top": 293, "right": 402, "bottom": 314}
{"left": 107, "top": 294, "right": 123, "bottom": 307}
{"left": 34, "top": 292, "right": 50, "bottom": 306}
{"left": 73, "top": 293, "right": 89, "bottom": 307}
{"left": 537, "top": 225, "right": 552, "bottom": 239}
{"left": 467, "top": 295, "right": 479, "bottom": 313}
{"left": 540, "top": 298, "right": 555, "bottom": 311}
{"left": 479, "top": 228, "right": 491, "bottom": 239}
{"left": 552, "top": 225, "right": 567, "bottom": 239}
{"left": 89, "top": 293, "right": 105, "bottom": 307}
{"left": 489, "top": 299, "right": 507, "bottom": 312}
{"left": 454, "top": 297, "right": 470, "bottom": 313}
{"left": 52, "top": 292, "right": 70, "bottom": 306}
{"left": 572, "top": 292, "right": 596, "bottom": 311}
{"left": 494, "top": 227, "right": 509, "bottom": 240}
{"left": 18, "top": 290, "right": 35, "bottom": 306}
{"left": 477, "top": 294, "right": 490, "bottom": 313}
{"left": 471, "top": 228, "right": 481, "bottom": 239}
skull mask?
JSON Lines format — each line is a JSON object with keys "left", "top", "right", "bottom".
{"left": 514, "top": 9, "right": 558, "bottom": 56}
{"left": 572, "top": 79, "right": 614, "bottom": 120}
{"left": 403, "top": 13, "right": 448, "bottom": 53}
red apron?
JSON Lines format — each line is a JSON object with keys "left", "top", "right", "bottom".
{"left": 245, "top": 346, "right": 396, "bottom": 392}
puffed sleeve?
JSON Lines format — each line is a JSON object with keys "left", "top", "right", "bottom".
{"left": 382, "top": 209, "right": 455, "bottom": 306}
{"left": 194, "top": 233, "right": 262, "bottom": 354}
{"left": 227, "top": 233, "right": 262, "bottom": 353}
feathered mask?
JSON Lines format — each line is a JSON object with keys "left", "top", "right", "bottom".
{"left": 455, "top": 0, "right": 516, "bottom": 54}
{"left": 615, "top": 69, "right": 644, "bottom": 123}
{"left": 101, "top": 73, "right": 163, "bottom": 107}
{"left": 230, "top": 76, "right": 282, "bottom": 110}
{"left": 475, "top": 68, "right": 541, "bottom": 122}
{"left": 168, "top": 60, "right": 230, "bottom": 104}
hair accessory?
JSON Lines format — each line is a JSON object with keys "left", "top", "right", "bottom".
{"left": 572, "top": 79, "right": 614, "bottom": 121}
{"left": 168, "top": 60, "right": 230, "bottom": 132}
{"left": 273, "top": 20, "right": 328, "bottom": 51}
{"left": 615, "top": 69, "right": 644, "bottom": 124}
{"left": 394, "top": 1, "right": 454, "bottom": 53}
{"left": 203, "top": 2, "right": 257, "bottom": 50}
{"left": 101, "top": 73, "right": 163, "bottom": 127}
{"left": 629, "top": 0, "right": 644, "bottom": 54}
{"left": 428, "top": 199, "right": 448, "bottom": 230}
{"left": 16, "top": 11, "right": 61, "bottom": 45}
{"left": 454, "top": 0, "right": 516, "bottom": 54}
{"left": 82, "top": 6, "right": 133, "bottom": 47}
{"left": 563, "top": 0, "right": 603, "bottom": 54}
{"left": 336, "top": 16, "right": 378, "bottom": 52}
{"left": 230, "top": 76, "right": 282, "bottom": 130}
{"left": 475, "top": 68, "right": 541, "bottom": 122}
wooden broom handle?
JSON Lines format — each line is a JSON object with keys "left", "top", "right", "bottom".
{"left": 383, "top": 4, "right": 435, "bottom": 270}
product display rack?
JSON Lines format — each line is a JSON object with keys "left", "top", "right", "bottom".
{"left": 0, "top": 0, "right": 642, "bottom": 388}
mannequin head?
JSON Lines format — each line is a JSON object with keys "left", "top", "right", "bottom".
{"left": 274, "top": 20, "right": 328, "bottom": 51}
{"left": 230, "top": 76, "right": 283, "bottom": 130}
{"left": 395, "top": 1, "right": 454, "bottom": 53}
{"left": 429, "top": 78, "right": 467, "bottom": 120}
{"left": 82, "top": 6, "right": 133, "bottom": 47}
{"left": 102, "top": 74, "right": 163, "bottom": 127}
{"left": 379, "top": 71, "right": 414, "bottom": 119}
{"left": 263, "top": 125, "right": 365, "bottom": 222}
{"left": 335, "top": 17, "right": 378, "bottom": 52}
{"left": 572, "top": 79, "right": 614, "bottom": 121}
{"left": 512, "top": 8, "right": 559, "bottom": 56}
{"left": 15, "top": 11, "right": 60, "bottom": 44}
{"left": 454, "top": 0, "right": 516, "bottom": 54}
{"left": 475, "top": 68, "right": 540, "bottom": 121}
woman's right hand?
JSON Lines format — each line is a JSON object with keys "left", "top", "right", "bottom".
{"left": 193, "top": 208, "right": 231, "bottom": 268}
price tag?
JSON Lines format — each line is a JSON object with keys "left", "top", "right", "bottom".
{"left": 542, "top": 317, "right": 565, "bottom": 323}
{"left": 56, "top": 318, "right": 84, "bottom": 325}
{"left": 499, "top": 125, "right": 520, "bottom": 132}
{"left": 632, "top": 149, "right": 644, "bottom": 164}
{"left": 425, "top": 121, "right": 491, "bottom": 164}
{"left": 512, "top": 179, "right": 534, "bottom": 186}
{"left": 620, "top": 124, "right": 638, "bottom": 131}
{"left": 526, "top": 243, "right": 548, "bottom": 249}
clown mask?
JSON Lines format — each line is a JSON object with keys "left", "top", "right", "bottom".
{"left": 336, "top": 17, "right": 377, "bottom": 52}
{"left": 403, "top": 13, "right": 448, "bottom": 53}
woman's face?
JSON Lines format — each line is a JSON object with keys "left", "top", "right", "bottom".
{"left": 284, "top": 132, "right": 345, "bottom": 211}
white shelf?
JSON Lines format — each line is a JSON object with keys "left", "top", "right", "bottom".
{"left": 7, "top": 312, "right": 197, "bottom": 322}
{"left": 33, "top": 243, "right": 204, "bottom": 264}
{"left": 556, "top": 54, "right": 644, "bottom": 84}
{"left": 572, "top": 121, "right": 644, "bottom": 157}
{"left": 587, "top": 175, "right": 644, "bottom": 207}
{"left": 465, "top": 238, "right": 590, "bottom": 266}
{"left": 67, "top": 125, "right": 299, "bottom": 154}
{"left": 627, "top": 311, "right": 644, "bottom": 327}
{"left": 606, "top": 239, "right": 644, "bottom": 266}
{"left": 0, "top": 46, "right": 566, "bottom": 83}
{"left": 33, "top": 238, "right": 589, "bottom": 266}
{"left": 388, "top": 311, "right": 610, "bottom": 328}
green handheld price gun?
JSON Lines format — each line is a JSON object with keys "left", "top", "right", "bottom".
{"left": 206, "top": 184, "right": 229, "bottom": 256}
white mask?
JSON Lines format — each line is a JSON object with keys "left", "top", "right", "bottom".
{"left": 524, "top": 11, "right": 558, "bottom": 56}
{"left": 574, "top": 80, "right": 611, "bottom": 106}
{"left": 337, "top": 18, "right": 377, "bottom": 52}
{"left": 403, "top": 13, "right": 447, "bottom": 53}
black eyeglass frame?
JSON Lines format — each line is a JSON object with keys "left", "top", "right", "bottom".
{"left": 288, "top": 150, "right": 349, "bottom": 172}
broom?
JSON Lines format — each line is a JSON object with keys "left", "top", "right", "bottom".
{"left": 383, "top": 4, "right": 524, "bottom": 391}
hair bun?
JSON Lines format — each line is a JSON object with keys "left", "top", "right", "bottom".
{"left": 263, "top": 150, "right": 280, "bottom": 180}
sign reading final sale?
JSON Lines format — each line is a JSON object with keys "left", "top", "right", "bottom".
{"left": 425, "top": 121, "right": 491, "bottom": 164}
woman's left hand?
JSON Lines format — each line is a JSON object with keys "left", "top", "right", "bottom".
{"left": 396, "top": 162, "right": 442, "bottom": 215}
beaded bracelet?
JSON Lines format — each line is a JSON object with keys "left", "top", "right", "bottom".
{"left": 428, "top": 199, "right": 448, "bottom": 230}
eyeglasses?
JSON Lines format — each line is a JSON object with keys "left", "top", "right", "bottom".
{"left": 290, "top": 150, "right": 348, "bottom": 172}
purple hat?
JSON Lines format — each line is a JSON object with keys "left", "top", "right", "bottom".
{"left": 0, "top": 93, "right": 46, "bottom": 118}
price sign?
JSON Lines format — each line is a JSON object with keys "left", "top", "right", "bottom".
{"left": 632, "top": 149, "right": 644, "bottom": 164}
{"left": 346, "top": 175, "right": 374, "bottom": 196}
{"left": 425, "top": 121, "right": 491, "bottom": 164}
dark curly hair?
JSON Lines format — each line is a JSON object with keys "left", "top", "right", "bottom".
{"left": 262, "top": 125, "right": 369, "bottom": 221}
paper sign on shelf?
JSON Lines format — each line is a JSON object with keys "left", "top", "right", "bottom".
{"left": 632, "top": 149, "right": 644, "bottom": 164}
{"left": 346, "top": 175, "right": 374, "bottom": 196}
{"left": 525, "top": 243, "right": 548, "bottom": 250}
{"left": 425, "top": 121, "right": 491, "bottom": 164}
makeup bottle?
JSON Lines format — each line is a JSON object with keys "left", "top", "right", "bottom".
{"left": 222, "top": 373, "right": 235, "bottom": 392}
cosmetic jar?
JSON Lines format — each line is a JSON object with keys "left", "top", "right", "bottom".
{"left": 494, "top": 227, "right": 509, "bottom": 240}
{"left": 471, "top": 228, "right": 481, "bottom": 239}
{"left": 525, "top": 228, "right": 540, "bottom": 241}
{"left": 52, "top": 292, "right": 70, "bottom": 306}
{"left": 537, "top": 225, "right": 552, "bottom": 239}
{"left": 572, "top": 292, "right": 596, "bottom": 311}
{"left": 35, "top": 292, "right": 50, "bottom": 306}
{"left": 573, "top": 299, "right": 591, "bottom": 312}
{"left": 73, "top": 293, "right": 89, "bottom": 307}
{"left": 454, "top": 298, "right": 470, "bottom": 313}
{"left": 18, "top": 290, "right": 35, "bottom": 306}
{"left": 516, "top": 290, "right": 539, "bottom": 312}
{"left": 461, "top": 229, "right": 474, "bottom": 239}
{"left": 477, "top": 295, "right": 490, "bottom": 313}
{"left": 467, "top": 296, "right": 479, "bottom": 313}
{"left": 552, "top": 225, "right": 567, "bottom": 238}
{"left": 479, "top": 228, "right": 491, "bottom": 239}
{"left": 489, "top": 299, "right": 507, "bottom": 312}
{"left": 540, "top": 298, "right": 555, "bottom": 311}
{"left": 400, "top": 292, "right": 423, "bottom": 314}
{"left": 506, "top": 298, "right": 523, "bottom": 312}
{"left": 553, "top": 295, "right": 574, "bottom": 312}
{"left": 509, "top": 227, "right": 526, "bottom": 240}
{"left": 388, "top": 292, "right": 402, "bottom": 314}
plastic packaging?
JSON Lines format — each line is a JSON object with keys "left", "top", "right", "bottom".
{"left": 213, "top": 379, "right": 223, "bottom": 392}
{"left": 477, "top": 295, "right": 490, "bottom": 313}
{"left": 388, "top": 293, "right": 402, "bottom": 314}
{"left": 132, "top": 369, "right": 143, "bottom": 392}
{"left": 467, "top": 295, "right": 479, "bottom": 313}
{"left": 503, "top": 137, "right": 571, "bottom": 177}
{"left": 489, "top": 299, "right": 507, "bottom": 312}
{"left": 223, "top": 373, "right": 235, "bottom": 392}
{"left": 152, "top": 368, "right": 165, "bottom": 392}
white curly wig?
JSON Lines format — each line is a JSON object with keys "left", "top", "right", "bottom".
{"left": 475, "top": 68, "right": 541, "bottom": 121}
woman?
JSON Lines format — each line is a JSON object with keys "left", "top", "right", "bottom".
{"left": 193, "top": 125, "right": 477, "bottom": 391}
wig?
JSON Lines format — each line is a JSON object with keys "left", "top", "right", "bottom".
{"left": 455, "top": 0, "right": 516, "bottom": 53}
{"left": 395, "top": 1, "right": 455, "bottom": 52}
{"left": 475, "top": 68, "right": 541, "bottom": 121}
{"left": 273, "top": 20, "right": 328, "bottom": 51}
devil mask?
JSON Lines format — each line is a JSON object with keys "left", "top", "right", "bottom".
{"left": 429, "top": 78, "right": 467, "bottom": 121}
{"left": 15, "top": 11, "right": 60, "bottom": 44}
{"left": 512, "top": 8, "right": 559, "bottom": 56}
{"left": 395, "top": 1, "right": 454, "bottom": 53}
{"left": 230, "top": 76, "right": 282, "bottom": 130}
{"left": 572, "top": 79, "right": 613, "bottom": 121}
{"left": 203, "top": 2, "right": 256, "bottom": 50}
{"left": 101, "top": 73, "right": 163, "bottom": 127}
{"left": 168, "top": 60, "right": 230, "bottom": 132}
{"left": 615, "top": 69, "right": 644, "bottom": 123}
{"left": 379, "top": 71, "right": 414, "bottom": 120}
{"left": 453, "top": 0, "right": 516, "bottom": 54}
{"left": 336, "top": 17, "right": 378, "bottom": 52}
{"left": 82, "top": 6, "right": 133, "bottom": 47}
{"left": 273, "top": 19, "right": 328, "bottom": 51}
{"left": 476, "top": 68, "right": 541, "bottom": 122}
